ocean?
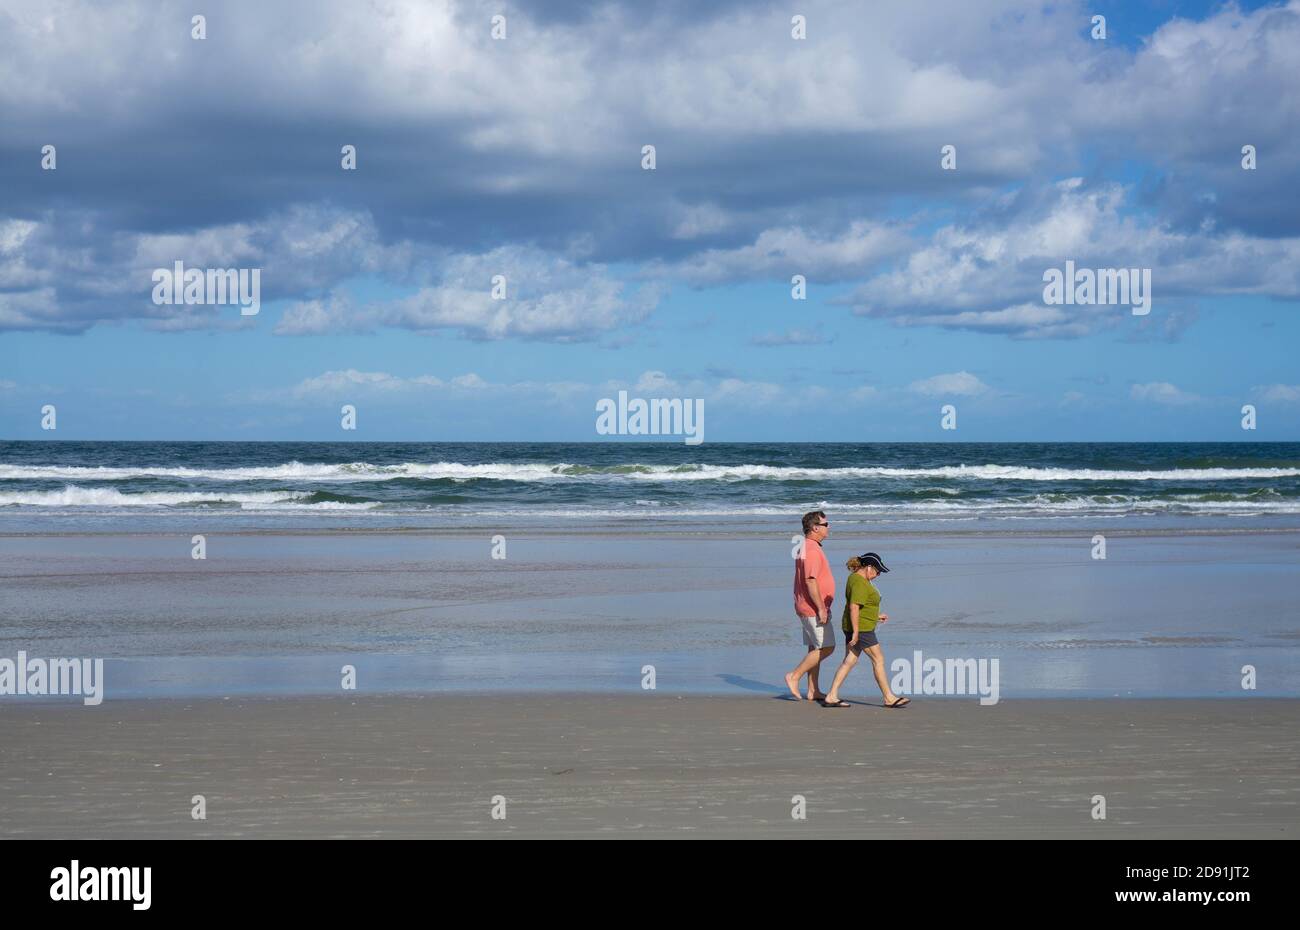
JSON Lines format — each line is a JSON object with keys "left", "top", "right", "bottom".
{"left": 3, "top": 440, "right": 1300, "bottom": 531}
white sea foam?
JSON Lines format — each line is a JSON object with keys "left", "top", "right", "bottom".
{"left": 465, "top": 497, "right": 1300, "bottom": 518}
{"left": 0, "top": 486, "right": 313, "bottom": 508}
{"left": 1, "top": 484, "right": 1295, "bottom": 515}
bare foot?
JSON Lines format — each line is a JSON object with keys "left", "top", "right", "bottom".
{"left": 808, "top": 692, "right": 828, "bottom": 702}
{"left": 784, "top": 672, "right": 803, "bottom": 700}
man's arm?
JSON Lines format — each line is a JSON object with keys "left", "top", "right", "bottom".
{"left": 805, "top": 577, "right": 826, "bottom": 622}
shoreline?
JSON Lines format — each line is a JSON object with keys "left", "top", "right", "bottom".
{"left": 6, "top": 521, "right": 1300, "bottom": 538}
{"left": 1, "top": 655, "right": 1294, "bottom": 701}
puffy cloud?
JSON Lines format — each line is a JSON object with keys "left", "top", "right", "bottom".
{"left": 241, "top": 368, "right": 588, "bottom": 405}
{"left": 1076, "top": 1, "right": 1300, "bottom": 236}
{"left": 277, "top": 245, "right": 662, "bottom": 341}
{"left": 907, "top": 371, "right": 990, "bottom": 397}
{"left": 1256, "top": 384, "right": 1300, "bottom": 404}
{"left": 234, "top": 367, "right": 822, "bottom": 415}
{"left": 0, "top": 205, "right": 660, "bottom": 339}
{"left": 750, "top": 327, "right": 828, "bottom": 347}
{"left": 0, "top": 288, "right": 68, "bottom": 331}
{"left": 1130, "top": 382, "right": 1203, "bottom": 406}
{"left": 0, "top": 205, "right": 391, "bottom": 333}
{"left": 659, "top": 221, "right": 909, "bottom": 285}
{"left": 842, "top": 179, "right": 1300, "bottom": 338}
{"left": 608, "top": 370, "right": 813, "bottom": 409}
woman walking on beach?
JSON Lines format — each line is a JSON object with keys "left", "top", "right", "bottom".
{"left": 822, "top": 552, "right": 910, "bottom": 708}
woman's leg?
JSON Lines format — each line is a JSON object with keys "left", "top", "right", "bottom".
{"left": 865, "top": 644, "right": 906, "bottom": 705}
{"left": 823, "top": 646, "right": 859, "bottom": 704}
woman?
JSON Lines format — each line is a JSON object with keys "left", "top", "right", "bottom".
{"left": 822, "top": 552, "right": 910, "bottom": 708}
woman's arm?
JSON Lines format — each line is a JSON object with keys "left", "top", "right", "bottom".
{"left": 849, "top": 603, "right": 860, "bottom": 640}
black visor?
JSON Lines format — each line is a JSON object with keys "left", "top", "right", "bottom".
{"left": 859, "top": 552, "right": 890, "bottom": 573}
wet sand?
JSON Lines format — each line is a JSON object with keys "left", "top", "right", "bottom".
{"left": 1, "top": 695, "right": 1295, "bottom": 838}
{"left": 3, "top": 527, "right": 1299, "bottom": 697}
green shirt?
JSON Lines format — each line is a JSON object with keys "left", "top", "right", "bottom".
{"left": 841, "top": 573, "right": 881, "bottom": 634}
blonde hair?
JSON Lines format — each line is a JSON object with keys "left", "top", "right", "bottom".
{"left": 846, "top": 556, "right": 864, "bottom": 572}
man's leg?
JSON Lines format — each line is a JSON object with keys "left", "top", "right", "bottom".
{"left": 785, "top": 644, "right": 822, "bottom": 700}
{"left": 806, "top": 645, "right": 834, "bottom": 700}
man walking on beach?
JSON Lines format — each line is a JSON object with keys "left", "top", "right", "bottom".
{"left": 785, "top": 510, "right": 835, "bottom": 701}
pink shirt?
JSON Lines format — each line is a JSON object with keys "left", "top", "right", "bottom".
{"left": 793, "top": 537, "right": 834, "bottom": 617}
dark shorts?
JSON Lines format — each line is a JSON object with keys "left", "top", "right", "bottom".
{"left": 845, "top": 629, "right": 879, "bottom": 654}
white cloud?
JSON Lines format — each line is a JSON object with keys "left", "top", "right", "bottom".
{"left": 1077, "top": 2, "right": 1300, "bottom": 168}
{"left": 0, "top": 206, "right": 662, "bottom": 340}
{"left": 289, "top": 369, "right": 439, "bottom": 400}
{"left": 1130, "top": 382, "right": 1202, "bottom": 405}
{"left": 236, "top": 367, "right": 824, "bottom": 413}
{"left": 274, "top": 294, "right": 355, "bottom": 337}
{"left": 0, "top": 205, "right": 394, "bottom": 332}
{"left": 0, "top": 288, "right": 65, "bottom": 331}
{"left": 660, "top": 221, "right": 908, "bottom": 285}
{"left": 880, "top": 303, "right": 1107, "bottom": 340}
{"left": 1257, "top": 384, "right": 1300, "bottom": 404}
{"left": 908, "top": 371, "right": 989, "bottom": 397}
{"left": 844, "top": 179, "right": 1300, "bottom": 338}
{"left": 632, "top": 370, "right": 679, "bottom": 394}
{"left": 616, "top": 370, "right": 815, "bottom": 409}
{"left": 278, "top": 245, "right": 662, "bottom": 342}
{"left": 243, "top": 369, "right": 588, "bottom": 406}
{"left": 751, "top": 328, "right": 827, "bottom": 347}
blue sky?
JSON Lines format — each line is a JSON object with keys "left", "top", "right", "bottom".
{"left": 2, "top": 0, "right": 1298, "bottom": 442}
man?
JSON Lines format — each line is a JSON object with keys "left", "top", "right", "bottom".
{"left": 785, "top": 510, "right": 835, "bottom": 701}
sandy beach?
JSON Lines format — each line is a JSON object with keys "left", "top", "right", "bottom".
{"left": 4, "top": 446, "right": 1298, "bottom": 839}
{"left": 1, "top": 695, "right": 1295, "bottom": 839}
{"left": 6, "top": 0, "right": 1300, "bottom": 862}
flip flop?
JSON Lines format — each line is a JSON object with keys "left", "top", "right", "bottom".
{"left": 821, "top": 700, "right": 851, "bottom": 708}
{"left": 885, "top": 696, "right": 911, "bottom": 708}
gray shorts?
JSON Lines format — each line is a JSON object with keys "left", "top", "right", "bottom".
{"left": 845, "top": 629, "right": 879, "bottom": 654}
{"left": 797, "top": 615, "right": 835, "bottom": 649}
